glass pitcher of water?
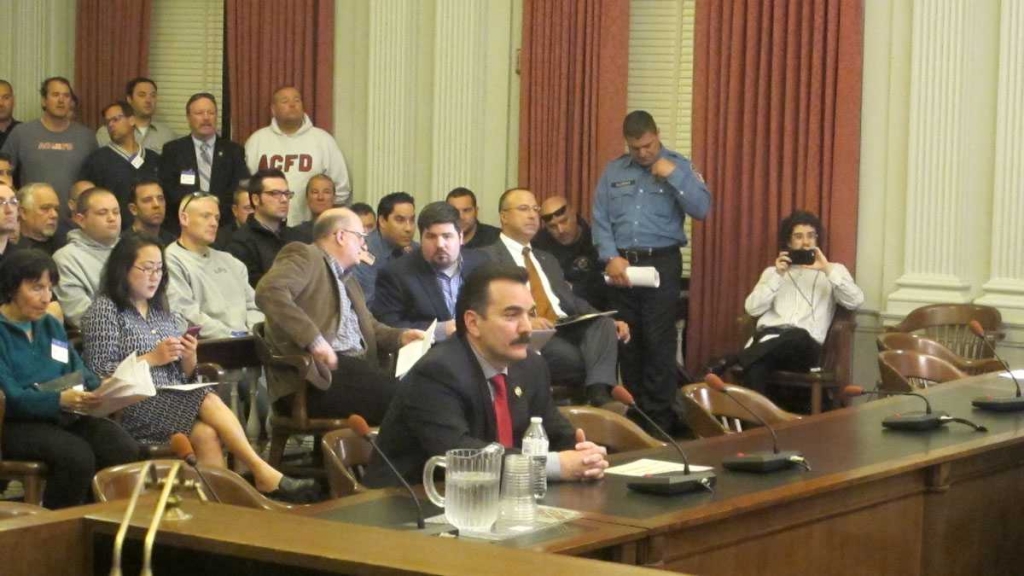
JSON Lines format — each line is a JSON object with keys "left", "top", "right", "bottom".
{"left": 422, "top": 444, "right": 504, "bottom": 532}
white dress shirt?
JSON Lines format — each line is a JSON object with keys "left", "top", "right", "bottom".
{"left": 498, "top": 233, "right": 567, "bottom": 318}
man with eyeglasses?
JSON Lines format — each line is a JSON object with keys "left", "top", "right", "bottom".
{"left": 159, "top": 93, "right": 250, "bottom": 234}
{"left": 1, "top": 77, "right": 97, "bottom": 204}
{"left": 482, "top": 188, "right": 630, "bottom": 408}
{"left": 123, "top": 179, "right": 174, "bottom": 245}
{"left": 0, "top": 80, "right": 18, "bottom": 152}
{"left": 95, "top": 77, "right": 176, "bottom": 153}
{"left": 354, "top": 192, "right": 418, "bottom": 307}
{"left": 534, "top": 195, "right": 607, "bottom": 311}
{"left": 592, "top": 110, "right": 711, "bottom": 435}
{"left": 446, "top": 187, "right": 500, "bottom": 249}
{"left": 53, "top": 187, "right": 122, "bottom": 326}
{"left": 80, "top": 101, "right": 161, "bottom": 231}
{"left": 256, "top": 207, "right": 425, "bottom": 426}
{"left": 15, "top": 183, "right": 64, "bottom": 254}
{"left": 227, "top": 169, "right": 297, "bottom": 287}
{"left": 245, "top": 86, "right": 351, "bottom": 226}
{"left": 0, "top": 182, "right": 20, "bottom": 265}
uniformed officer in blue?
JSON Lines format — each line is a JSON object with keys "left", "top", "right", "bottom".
{"left": 592, "top": 110, "right": 711, "bottom": 435}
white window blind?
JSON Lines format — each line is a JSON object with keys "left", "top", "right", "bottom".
{"left": 147, "top": 0, "right": 225, "bottom": 137}
{"left": 627, "top": 0, "right": 696, "bottom": 276}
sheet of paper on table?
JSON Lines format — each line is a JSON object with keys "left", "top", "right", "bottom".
{"left": 605, "top": 458, "right": 714, "bottom": 477}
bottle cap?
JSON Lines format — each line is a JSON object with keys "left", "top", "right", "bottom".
{"left": 530, "top": 416, "right": 542, "bottom": 424}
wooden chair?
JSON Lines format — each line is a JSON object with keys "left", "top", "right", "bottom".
{"left": 731, "top": 307, "right": 857, "bottom": 415}
{"left": 0, "top": 501, "right": 48, "bottom": 519}
{"left": 885, "top": 304, "right": 1004, "bottom": 359}
{"left": 877, "top": 350, "right": 968, "bottom": 393}
{"left": 557, "top": 405, "right": 664, "bottom": 453}
{"left": 320, "top": 428, "right": 375, "bottom": 498}
{"left": 92, "top": 459, "right": 291, "bottom": 512}
{"left": 877, "top": 332, "right": 1004, "bottom": 376}
{"left": 679, "top": 382, "right": 801, "bottom": 439}
{"left": 252, "top": 323, "right": 349, "bottom": 473}
{"left": 0, "top": 390, "right": 47, "bottom": 506}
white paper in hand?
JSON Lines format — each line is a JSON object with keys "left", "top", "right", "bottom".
{"left": 604, "top": 266, "right": 660, "bottom": 288}
{"left": 395, "top": 320, "right": 437, "bottom": 378}
{"left": 89, "top": 352, "right": 157, "bottom": 417}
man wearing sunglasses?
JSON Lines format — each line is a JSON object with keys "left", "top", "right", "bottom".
{"left": 226, "top": 169, "right": 297, "bottom": 287}
{"left": 534, "top": 196, "right": 607, "bottom": 311}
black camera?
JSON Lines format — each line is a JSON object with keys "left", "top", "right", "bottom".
{"left": 787, "top": 249, "right": 816, "bottom": 266}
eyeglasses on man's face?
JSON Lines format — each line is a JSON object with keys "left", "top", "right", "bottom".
{"left": 502, "top": 204, "right": 541, "bottom": 214}
{"left": 262, "top": 189, "right": 295, "bottom": 201}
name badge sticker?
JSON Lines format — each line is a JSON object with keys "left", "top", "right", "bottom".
{"left": 130, "top": 155, "right": 144, "bottom": 169}
{"left": 51, "top": 340, "right": 70, "bottom": 364}
{"left": 611, "top": 179, "right": 636, "bottom": 189}
{"left": 180, "top": 170, "right": 197, "bottom": 186}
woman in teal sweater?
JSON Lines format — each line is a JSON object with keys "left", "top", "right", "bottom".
{"left": 0, "top": 249, "right": 140, "bottom": 508}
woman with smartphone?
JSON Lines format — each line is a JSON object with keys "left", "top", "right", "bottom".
{"left": 0, "top": 249, "right": 140, "bottom": 508}
{"left": 80, "top": 235, "right": 316, "bottom": 503}
{"left": 737, "top": 211, "right": 864, "bottom": 398}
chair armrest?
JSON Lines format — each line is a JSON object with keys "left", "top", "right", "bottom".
{"left": 960, "top": 357, "right": 1006, "bottom": 374}
{"left": 196, "top": 362, "right": 225, "bottom": 383}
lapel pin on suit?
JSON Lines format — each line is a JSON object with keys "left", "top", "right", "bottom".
{"left": 217, "top": 150, "right": 224, "bottom": 157}
{"left": 514, "top": 385, "right": 523, "bottom": 398}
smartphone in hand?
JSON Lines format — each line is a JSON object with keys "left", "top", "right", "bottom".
{"left": 787, "top": 249, "right": 816, "bottom": 266}
{"left": 184, "top": 325, "right": 202, "bottom": 338}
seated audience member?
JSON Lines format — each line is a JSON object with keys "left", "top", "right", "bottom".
{"left": 16, "top": 183, "right": 64, "bottom": 254}
{"left": 167, "top": 193, "right": 264, "bottom": 338}
{"left": 95, "top": 77, "right": 176, "bottom": 153}
{"left": 737, "top": 210, "right": 864, "bottom": 396}
{"left": 0, "top": 182, "right": 21, "bottom": 264}
{"left": 255, "top": 208, "right": 424, "bottom": 425}
{"left": 56, "top": 179, "right": 93, "bottom": 239}
{"left": 482, "top": 188, "right": 629, "bottom": 407}
{"left": 244, "top": 86, "right": 351, "bottom": 225}
{"left": 0, "top": 152, "right": 14, "bottom": 185}
{"left": 364, "top": 263, "right": 610, "bottom": 487}
{"left": 159, "top": 92, "right": 250, "bottom": 233}
{"left": 0, "top": 250, "right": 140, "bottom": 508}
{"left": 53, "top": 187, "right": 121, "bottom": 327}
{"left": 123, "top": 179, "right": 174, "bottom": 245}
{"left": 446, "top": 187, "right": 500, "bottom": 249}
{"left": 354, "top": 192, "right": 417, "bottom": 306}
{"left": 1, "top": 77, "right": 97, "bottom": 203}
{"left": 79, "top": 101, "right": 161, "bottom": 230}
{"left": 213, "top": 186, "right": 252, "bottom": 249}
{"left": 227, "top": 169, "right": 295, "bottom": 287}
{"left": 291, "top": 174, "right": 335, "bottom": 243}
{"left": 372, "top": 201, "right": 485, "bottom": 341}
{"left": 351, "top": 202, "right": 376, "bottom": 233}
{"left": 80, "top": 235, "right": 315, "bottom": 502}
{"left": 533, "top": 195, "right": 608, "bottom": 310}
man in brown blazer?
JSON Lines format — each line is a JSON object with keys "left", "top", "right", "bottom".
{"left": 255, "top": 207, "right": 425, "bottom": 424}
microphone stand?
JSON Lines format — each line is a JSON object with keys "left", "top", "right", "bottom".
{"left": 110, "top": 461, "right": 153, "bottom": 576}
{"left": 141, "top": 462, "right": 186, "bottom": 576}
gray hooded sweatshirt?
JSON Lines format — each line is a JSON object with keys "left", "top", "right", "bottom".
{"left": 53, "top": 229, "right": 117, "bottom": 326}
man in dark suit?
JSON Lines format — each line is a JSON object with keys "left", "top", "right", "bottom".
{"left": 364, "top": 262, "right": 609, "bottom": 487}
{"left": 372, "top": 201, "right": 486, "bottom": 341}
{"left": 159, "top": 93, "right": 250, "bottom": 234}
{"left": 254, "top": 207, "right": 425, "bottom": 424}
{"left": 481, "top": 188, "right": 630, "bottom": 408}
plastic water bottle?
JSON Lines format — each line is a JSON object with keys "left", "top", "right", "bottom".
{"left": 521, "top": 417, "right": 549, "bottom": 499}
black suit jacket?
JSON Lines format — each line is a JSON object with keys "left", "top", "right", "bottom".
{"left": 363, "top": 336, "right": 576, "bottom": 487}
{"left": 159, "top": 135, "right": 250, "bottom": 232}
{"left": 371, "top": 249, "right": 486, "bottom": 330}
{"left": 481, "top": 240, "right": 597, "bottom": 317}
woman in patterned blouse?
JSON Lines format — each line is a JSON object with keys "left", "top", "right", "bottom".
{"left": 82, "top": 234, "right": 316, "bottom": 503}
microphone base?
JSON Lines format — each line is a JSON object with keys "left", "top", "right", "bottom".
{"left": 971, "top": 395, "right": 1024, "bottom": 412}
{"left": 627, "top": 470, "right": 716, "bottom": 495}
{"left": 722, "top": 450, "right": 804, "bottom": 473}
{"left": 882, "top": 411, "right": 948, "bottom": 431}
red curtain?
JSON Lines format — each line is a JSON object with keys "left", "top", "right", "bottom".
{"left": 74, "top": 0, "right": 152, "bottom": 130}
{"left": 686, "top": 0, "right": 864, "bottom": 370}
{"left": 226, "top": 0, "right": 335, "bottom": 143}
{"left": 519, "top": 0, "right": 629, "bottom": 214}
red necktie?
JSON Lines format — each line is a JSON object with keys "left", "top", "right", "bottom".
{"left": 490, "top": 374, "right": 514, "bottom": 448}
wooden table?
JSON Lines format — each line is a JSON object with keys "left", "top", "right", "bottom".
{"left": 539, "top": 372, "right": 1024, "bottom": 575}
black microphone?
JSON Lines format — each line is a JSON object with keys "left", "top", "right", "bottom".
{"left": 966, "top": 320, "right": 1024, "bottom": 412}
{"left": 348, "top": 415, "right": 426, "bottom": 529}
{"left": 844, "top": 386, "right": 987, "bottom": 432}
{"left": 705, "top": 375, "right": 810, "bottom": 473}
{"left": 611, "top": 386, "right": 716, "bottom": 495}
{"left": 170, "top": 432, "right": 220, "bottom": 503}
